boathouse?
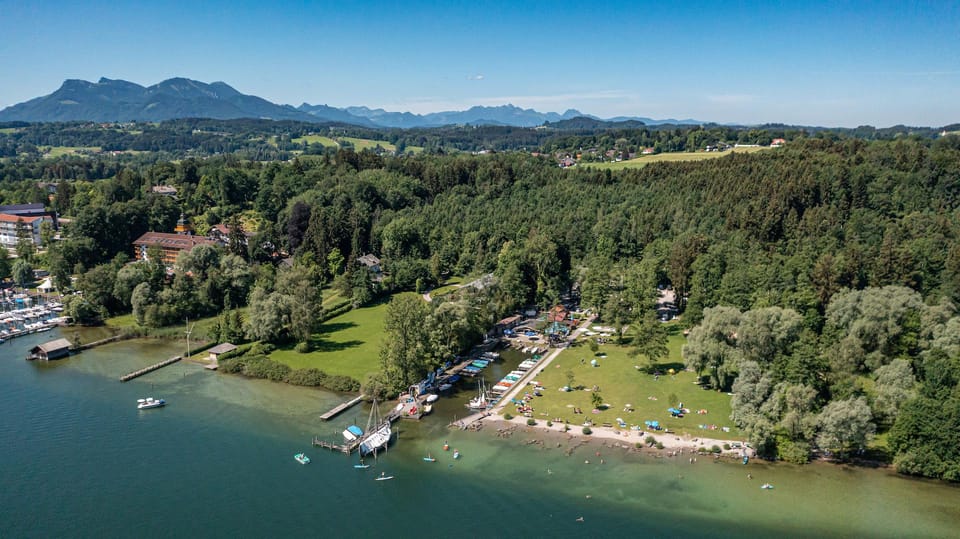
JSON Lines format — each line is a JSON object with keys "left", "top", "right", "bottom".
{"left": 207, "top": 343, "right": 238, "bottom": 362}
{"left": 29, "top": 338, "right": 72, "bottom": 360}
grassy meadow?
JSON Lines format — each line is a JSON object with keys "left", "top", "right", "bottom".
{"left": 508, "top": 326, "right": 742, "bottom": 441}
{"left": 269, "top": 298, "right": 389, "bottom": 382}
{"left": 291, "top": 134, "right": 340, "bottom": 147}
{"left": 584, "top": 146, "right": 771, "bottom": 171}
{"left": 42, "top": 146, "right": 101, "bottom": 157}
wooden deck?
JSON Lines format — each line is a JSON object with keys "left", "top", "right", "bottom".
{"left": 319, "top": 394, "right": 366, "bottom": 421}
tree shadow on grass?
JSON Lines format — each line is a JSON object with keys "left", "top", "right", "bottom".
{"left": 318, "top": 321, "right": 358, "bottom": 333}
{"left": 307, "top": 338, "right": 365, "bottom": 353}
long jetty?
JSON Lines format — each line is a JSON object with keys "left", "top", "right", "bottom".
{"left": 319, "top": 394, "right": 366, "bottom": 421}
{"left": 77, "top": 335, "right": 125, "bottom": 351}
{"left": 119, "top": 356, "right": 182, "bottom": 382}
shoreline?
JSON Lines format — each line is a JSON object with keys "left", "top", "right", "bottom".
{"left": 481, "top": 415, "right": 754, "bottom": 458}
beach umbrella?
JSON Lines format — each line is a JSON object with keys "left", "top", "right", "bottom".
{"left": 591, "top": 359, "right": 599, "bottom": 367}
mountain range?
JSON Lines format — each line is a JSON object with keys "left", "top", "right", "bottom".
{"left": 0, "top": 77, "right": 700, "bottom": 128}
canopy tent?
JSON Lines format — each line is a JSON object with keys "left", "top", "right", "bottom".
{"left": 37, "top": 278, "right": 54, "bottom": 292}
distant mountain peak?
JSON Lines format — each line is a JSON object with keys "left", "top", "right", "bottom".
{"left": 0, "top": 76, "right": 704, "bottom": 127}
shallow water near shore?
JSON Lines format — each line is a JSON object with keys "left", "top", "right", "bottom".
{"left": 2, "top": 331, "right": 958, "bottom": 538}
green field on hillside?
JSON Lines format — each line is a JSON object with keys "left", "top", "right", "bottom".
{"left": 42, "top": 146, "right": 101, "bottom": 157}
{"left": 292, "top": 135, "right": 340, "bottom": 147}
{"left": 585, "top": 146, "right": 771, "bottom": 170}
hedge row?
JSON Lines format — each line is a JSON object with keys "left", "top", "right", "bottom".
{"left": 319, "top": 300, "right": 352, "bottom": 323}
{"left": 219, "top": 354, "right": 360, "bottom": 392}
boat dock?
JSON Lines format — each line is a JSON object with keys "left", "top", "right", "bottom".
{"left": 311, "top": 437, "right": 360, "bottom": 454}
{"left": 319, "top": 394, "right": 366, "bottom": 421}
{"left": 119, "top": 356, "right": 182, "bottom": 382}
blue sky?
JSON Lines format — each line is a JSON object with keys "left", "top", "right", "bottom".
{"left": 1, "top": 0, "right": 958, "bottom": 126}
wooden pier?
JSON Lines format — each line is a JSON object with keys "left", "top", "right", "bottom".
{"left": 319, "top": 394, "right": 366, "bottom": 421}
{"left": 312, "top": 436, "right": 360, "bottom": 454}
{"left": 119, "top": 356, "right": 182, "bottom": 382}
{"left": 77, "top": 335, "right": 125, "bottom": 351}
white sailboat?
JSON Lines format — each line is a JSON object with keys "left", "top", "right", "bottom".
{"left": 467, "top": 378, "right": 489, "bottom": 411}
{"left": 359, "top": 399, "right": 392, "bottom": 456}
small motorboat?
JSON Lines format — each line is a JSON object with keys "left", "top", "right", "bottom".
{"left": 438, "top": 383, "right": 453, "bottom": 392}
{"left": 294, "top": 453, "right": 311, "bottom": 465}
{"left": 425, "top": 394, "right": 439, "bottom": 403}
{"left": 423, "top": 404, "right": 433, "bottom": 415}
{"left": 137, "top": 397, "right": 165, "bottom": 410}
{"left": 453, "top": 449, "right": 460, "bottom": 460}
{"left": 761, "top": 483, "right": 774, "bottom": 490}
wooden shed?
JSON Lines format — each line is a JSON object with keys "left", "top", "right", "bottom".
{"left": 207, "top": 343, "right": 238, "bottom": 362}
{"left": 28, "top": 338, "right": 72, "bottom": 361}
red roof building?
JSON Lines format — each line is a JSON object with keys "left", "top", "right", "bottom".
{"left": 132, "top": 232, "right": 214, "bottom": 265}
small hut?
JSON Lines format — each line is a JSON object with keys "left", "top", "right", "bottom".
{"left": 28, "top": 338, "right": 73, "bottom": 361}
{"left": 207, "top": 343, "right": 238, "bottom": 362}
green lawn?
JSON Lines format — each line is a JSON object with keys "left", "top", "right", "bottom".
{"left": 512, "top": 328, "right": 742, "bottom": 440}
{"left": 322, "top": 287, "right": 344, "bottom": 308}
{"left": 105, "top": 309, "right": 244, "bottom": 342}
{"left": 0, "top": 127, "right": 20, "bottom": 134}
{"left": 429, "top": 277, "right": 464, "bottom": 298}
{"left": 269, "top": 298, "right": 389, "bottom": 382}
{"left": 584, "top": 147, "right": 771, "bottom": 170}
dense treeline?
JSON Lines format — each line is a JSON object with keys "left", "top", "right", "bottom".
{"left": 3, "top": 119, "right": 953, "bottom": 161}
{"left": 2, "top": 126, "right": 960, "bottom": 478}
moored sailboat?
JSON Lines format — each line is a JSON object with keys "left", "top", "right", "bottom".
{"left": 358, "top": 399, "right": 392, "bottom": 456}
{"left": 466, "top": 379, "right": 490, "bottom": 411}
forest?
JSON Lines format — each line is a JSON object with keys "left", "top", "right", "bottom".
{"left": 1, "top": 123, "right": 960, "bottom": 480}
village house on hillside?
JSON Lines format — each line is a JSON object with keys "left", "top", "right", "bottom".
{"left": 357, "top": 253, "right": 383, "bottom": 281}
{"left": 151, "top": 185, "right": 178, "bottom": 197}
{"left": 207, "top": 222, "right": 252, "bottom": 247}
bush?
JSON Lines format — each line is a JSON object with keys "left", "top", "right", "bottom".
{"left": 546, "top": 420, "right": 553, "bottom": 427}
{"left": 325, "top": 374, "right": 361, "bottom": 392}
{"left": 218, "top": 342, "right": 253, "bottom": 361}
{"left": 504, "top": 413, "right": 513, "bottom": 420}
{"left": 635, "top": 442, "right": 643, "bottom": 449}
{"left": 295, "top": 341, "right": 311, "bottom": 353}
{"left": 778, "top": 440, "right": 812, "bottom": 464}
{"left": 655, "top": 442, "right": 664, "bottom": 450}
{"left": 527, "top": 418, "right": 537, "bottom": 426}
{"left": 582, "top": 426, "right": 592, "bottom": 435}
{"left": 286, "top": 368, "right": 328, "bottom": 387}
{"left": 243, "top": 356, "right": 290, "bottom": 382}
{"left": 723, "top": 443, "right": 731, "bottom": 451}
{"left": 645, "top": 435, "right": 657, "bottom": 446}
{"left": 711, "top": 445, "right": 722, "bottom": 454}
{"left": 249, "top": 342, "right": 276, "bottom": 356}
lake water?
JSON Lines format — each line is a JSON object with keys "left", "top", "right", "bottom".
{"left": 2, "top": 330, "right": 959, "bottom": 538}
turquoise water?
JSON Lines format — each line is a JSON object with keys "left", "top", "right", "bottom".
{"left": 2, "top": 331, "right": 959, "bottom": 538}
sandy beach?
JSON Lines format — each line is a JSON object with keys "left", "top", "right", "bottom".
{"left": 488, "top": 415, "right": 753, "bottom": 457}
